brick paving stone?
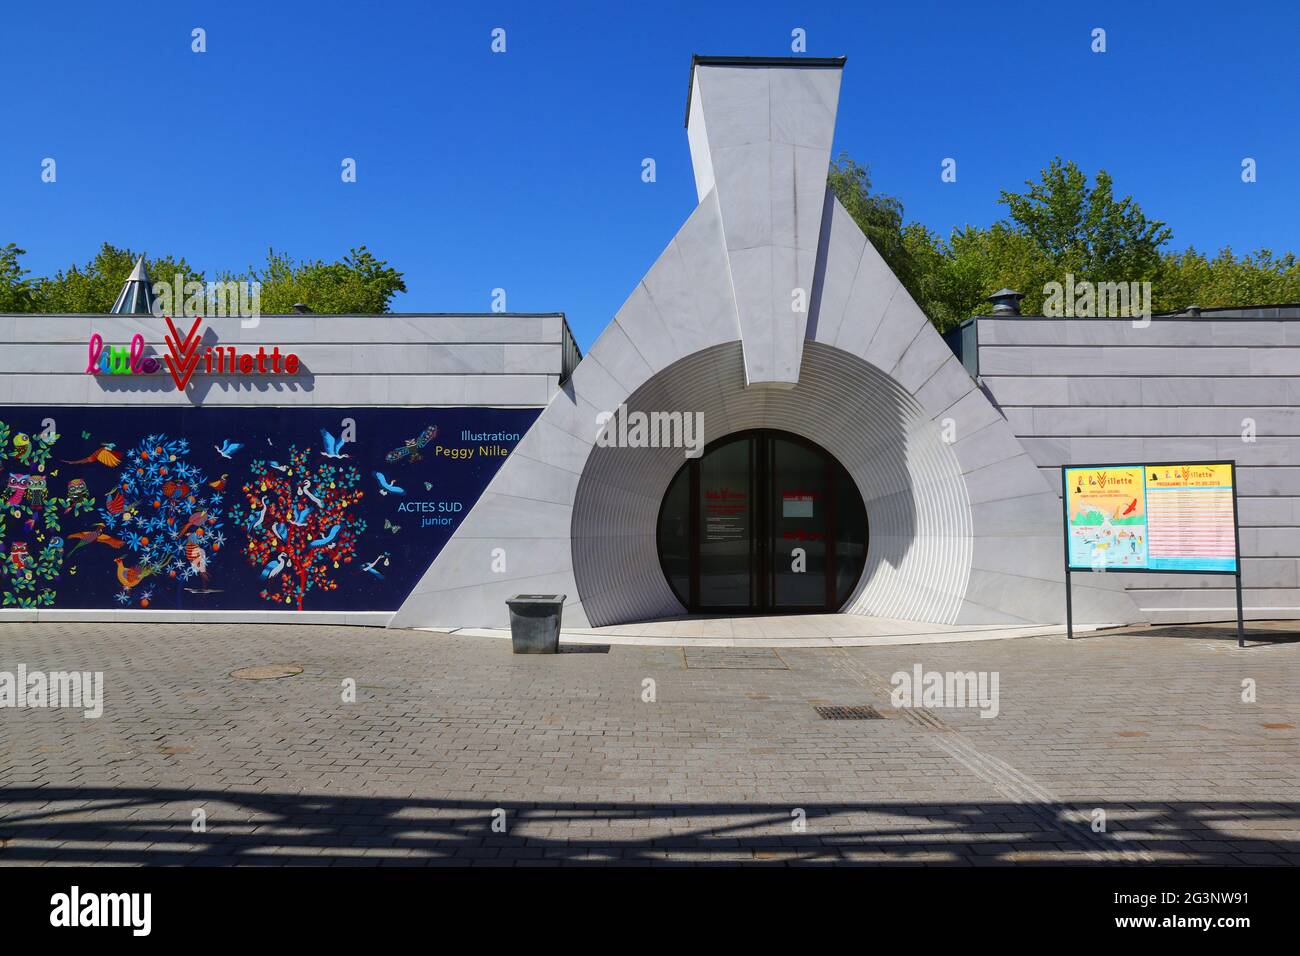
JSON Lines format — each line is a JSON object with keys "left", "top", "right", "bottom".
{"left": 0, "top": 620, "right": 1296, "bottom": 865}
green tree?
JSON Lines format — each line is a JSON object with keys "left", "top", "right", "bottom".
{"left": 998, "top": 158, "right": 1172, "bottom": 283}
{"left": 829, "top": 155, "right": 1208, "bottom": 327}
{"left": 828, "top": 154, "right": 916, "bottom": 291}
{"left": 246, "top": 245, "right": 407, "bottom": 314}
{"left": 900, "top": 223, "right": 1055, "bottom": 330}
{"left": 0, "top": 244, "right": 36, "bottom": 313}
{"left": 31, "top": 243, "right": 203, "bottom": 313}
{"left": 1155, "top": 247, "right": 1300, "bottom": 313}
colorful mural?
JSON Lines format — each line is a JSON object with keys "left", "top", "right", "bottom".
{"left": 0, "top": 407, "right": 539, "bottom": 611}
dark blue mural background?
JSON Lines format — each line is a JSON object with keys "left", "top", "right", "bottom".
{"left": 0, "top": 406, "right": 539, "bottom": 611}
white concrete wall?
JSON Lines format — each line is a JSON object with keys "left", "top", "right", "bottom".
{"left": 978, "top": 316, "right": 1300, "bottom": 624}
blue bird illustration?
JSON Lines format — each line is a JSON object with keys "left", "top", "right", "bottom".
{"left": 290, "top": 504, "right": 311, "bottom": 526}
{"left": 374, "top": 472, "right": 405, "bottom": 496}
{"left": 361, "top": 552, "right": 390, "bottom": 580}
{"left": 309, "top": 524, "right": 341, "bottom": 549}
{"left": 272, "top": 522, "right": 289, "bottom": 542}
{"left": 298, "top": 479, "right": 325, "bottom": 508}
{"left": 214, "top": 439, "right": 244, "bottom": 459}
{"left": 248, "top": 497, "right": 267, "bottom": 530}
{"left": 267, "top": 461, "right": 289, "bottom": 472}
{"left": 260, "top": 552, "right": 288, "bottom": 579}
{"left": 319, "top": 428, "right": 351, "bottom": 459}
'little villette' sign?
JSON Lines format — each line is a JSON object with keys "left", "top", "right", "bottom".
{"left": 86, "top": 316, "right": 301, "bottom": 391}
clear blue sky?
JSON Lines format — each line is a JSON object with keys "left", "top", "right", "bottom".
{"left": 3, "top": 0, "right": 1296, "bottom": 347}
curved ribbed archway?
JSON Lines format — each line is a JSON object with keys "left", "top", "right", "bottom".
{"left": 570, "top": 340, "right": 973, "bottom": 627}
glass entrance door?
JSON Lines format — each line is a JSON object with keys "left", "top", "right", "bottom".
{"left": 768, "top": 436, "right": 829, "bottom": 609}
{"left": 698, "top": 435, "right": 755, "bottom": 610}
{"left": 657, "top": 430, "right": 868, "bottom": 613}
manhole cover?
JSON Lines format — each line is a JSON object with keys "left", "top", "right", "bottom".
{"left": 815, "top": 704, "right": 883, "bottom": 720}
{"left": 230, "top": 664, "right": 303, "bottom": 681}
{"left": 684, "top": 648, "right": 788, "bottom": 669}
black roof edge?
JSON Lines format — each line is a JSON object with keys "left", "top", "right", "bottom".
{"left": 685, "top": 55, "right": 847, "bottom": 127}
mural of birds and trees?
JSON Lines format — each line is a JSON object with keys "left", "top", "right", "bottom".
{"left": 0, "top": 407, "right": 539, "bottom": 612}
{"left": 0, "top": 420, "right": 68, "bottom": 607}
{"left": 229, "top": 446, "right": 365, "bottom": 610}
{"left": 101, "top": 435, "right": 227, "bottom": 607}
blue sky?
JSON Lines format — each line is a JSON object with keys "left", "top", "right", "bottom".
{"left": 3, "top": 0, "right": 1297, "bottom": 347}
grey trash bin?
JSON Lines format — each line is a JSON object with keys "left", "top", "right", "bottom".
{"left": 505, "top": 594, "right": 566, "bottom": 654}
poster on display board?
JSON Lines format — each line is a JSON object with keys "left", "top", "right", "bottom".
{"left": 1063, "top": 461, "right": 1238, "bottom": 573}
{"left": 1061, "top": 460, "right": 1246, "bottom": 645}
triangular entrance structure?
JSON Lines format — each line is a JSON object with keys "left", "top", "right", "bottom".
{"left": 391, "top": 56, "right": 1140, "bottom": 631}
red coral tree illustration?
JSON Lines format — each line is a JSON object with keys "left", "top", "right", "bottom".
{"left": 231, "top": 447, "right": 364, "bottom": 610}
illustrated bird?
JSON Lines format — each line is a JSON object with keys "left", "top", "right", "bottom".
{"left": 13, "top": 433, "right": 32, "bottom": 463}
{"left": 23, "top": 475, "right": 47, "bottom": 510}
{"left": 104, "top": 489, "right": 126, "bottom": 515}
{"left": 5, "top": 474, "right": 29, "bottom": 506}
{"left": 67, "top": 523, "right": 125, "bottom": 555}
{"left": 179, "top": 510, "right": 210, "bottom": 536}
{"left": 319, "top": 428, "right": 350, "bottom": 459}
{"left": 290, "top": 504, "right": 311, "bottom": 526}
{"left": 361, "top": 553, "right": 390, "bottom": 579}
{"left": 309, "top": 524, "right": 341, "bottom": 549}
{"left": 7, "top": 542, "right": 31, "bottom": 572}
{"left": 161, "top": 478, "right": 191, "bottom": 500}
{"left": 260, "top": 552, "right": 288, "bottom": 580}
{"left": 272, "top": 522, "right": 289, "bottom": 542}
{"left": 208, "top": 474, "right": 228, "bottom": 493}
{"left": 267, "top": 461, "right": 289, "bottom": 472}
{"left": 248, "top": 498, "right": 266, "bottom": 530}
{"left": 373, "top": 472, "right": 405, "bottom": 496}
{"left": 298, "top": 480, "right": 324, "bottom": 508}
{"left": 214, "top": 439, "right": 244, "bottom": 459}
{"left": 63, "top": 443, "right": 122, "bottom": 467}
{"left": 62, "top": 478, "right": 91, "bottom": 513}
{"left": 114, "top": 557, "right": 156, "bottom": 590}
{"left": 184, "top": 536, "right": 209, "bottom": 587}
{"left": 1122, "top": 498, "right": 1138, "bottom": 516}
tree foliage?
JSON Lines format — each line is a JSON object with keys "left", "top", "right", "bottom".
{"left": 246, "top": 246, "right": 407, "bottom": 314}
{"left": 0, "top": 243, "right": 406, "bottom": 314}
{"left": 30, "top": 243, "right": 203, "bottom": 314}
{"left": 829, "top": 155, "right": 1300, "bottom": 330}
{"left": 0, "top": 244, "right": 36, "bottom": 313}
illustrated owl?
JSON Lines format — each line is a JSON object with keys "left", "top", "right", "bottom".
{"left": 8, "top": 541, "right": 30, "bottom": 571}
{"left": 65, "top": 478, "right": 90, "bottom": 508}
{"left": 23, "top": 475, "right": 47, "bottom": 510}
{"left": 5, "top": 474, "right": 29, "bottom": 507}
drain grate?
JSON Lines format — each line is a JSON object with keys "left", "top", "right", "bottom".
{"left": 815, "top": 704, "right": 883, "bottom": 720}
{"left": 684, "top": 648, "right": 788, "bottom": 669}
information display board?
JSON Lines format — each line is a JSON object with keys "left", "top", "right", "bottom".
{"left": 1061, "top": 460, "right": 1245, "bottom": 645}
{"left": 1064, "top": 461, "right": 1238, "bottom": 573}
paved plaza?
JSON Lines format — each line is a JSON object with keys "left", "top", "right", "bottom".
{"left": 0, "top": 620, "right": 1296, "bottom": 865}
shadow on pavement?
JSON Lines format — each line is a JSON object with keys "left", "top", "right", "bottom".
{"left": 1, "top": 788, "right": 1295, "bottom": 865}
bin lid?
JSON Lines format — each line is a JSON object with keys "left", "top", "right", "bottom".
{"left": 507, "top": 594, "right": 565, "bottom": 604}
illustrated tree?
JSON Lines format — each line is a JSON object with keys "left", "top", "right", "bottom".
{"left": 106, "top": 434, "right": 226, "bottom": 608}
{"left": 0, "top": 419, "right": 65, "bottom": 607}
{"left": 230, "top": 447, "right": 365, "bottom": 610}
